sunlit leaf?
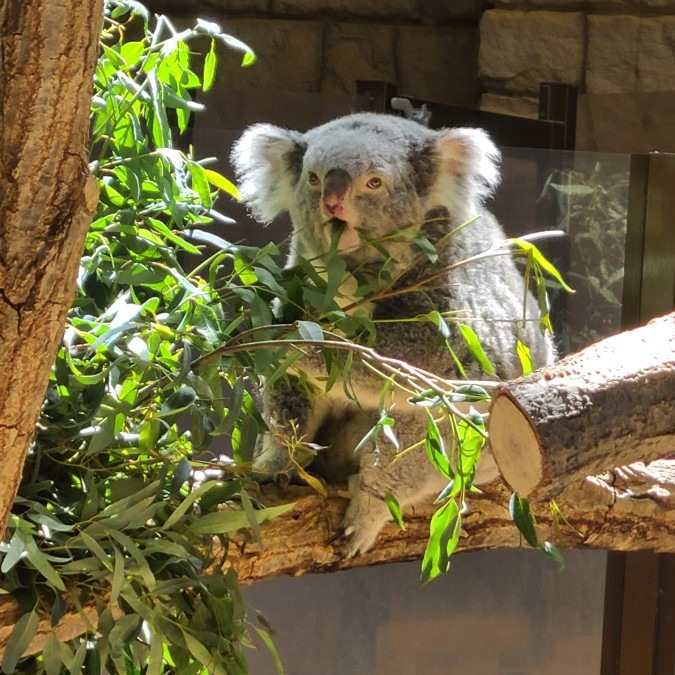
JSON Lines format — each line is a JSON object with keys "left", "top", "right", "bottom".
{"left": 384, "top": 492, "right": 404, "bottom": 530}
{"left": 420, "top": 499, "right": 461, "bottom": 584}
{"left": 296, "top": 465, "right": 327, "bottom": 497}
{"left": 204, "top": 40, "right": 217, "bottom": 92}
{"left": 458, "top": 323, "right": 494, "bottom": 375}
{"left": 516, "top": 339, "right": 533, "bottom": 375}
{"left": 203, "top": 168, "right": 241, "bottom": 199}
{"left": 424, "top": 414, "right": 451, "bottom": 480}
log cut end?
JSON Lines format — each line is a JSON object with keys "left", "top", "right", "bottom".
{"left": 489, "top": 393, "right": 544, "bottom": 496}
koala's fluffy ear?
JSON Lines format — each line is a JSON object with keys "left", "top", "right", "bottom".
{"left": 434, "top": 128, "right": 501, "bottom": 208}
{"left": 230, "top": 124, "right": 306, "bottom": 223}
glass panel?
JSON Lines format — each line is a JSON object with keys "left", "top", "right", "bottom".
{"left": 244, "top": 550, "right": 607, "bottom": 675}
{"left": 495, "top": 148, "right": 631, "bottom": 354}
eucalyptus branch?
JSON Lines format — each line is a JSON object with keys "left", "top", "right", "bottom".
{"left": 197, "top": 334, "right": 499, "bottom": 402}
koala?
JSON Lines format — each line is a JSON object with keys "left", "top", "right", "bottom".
{"left": 231, "top": 112, "right": 555, "bottom": 556}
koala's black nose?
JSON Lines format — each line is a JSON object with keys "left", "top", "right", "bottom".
{"left": 323, "top": 168, "right": 351, "bottom": 200}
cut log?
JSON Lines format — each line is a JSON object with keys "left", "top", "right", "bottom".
{"left": 488, "top": 312, "right": 675, "bottom": 499}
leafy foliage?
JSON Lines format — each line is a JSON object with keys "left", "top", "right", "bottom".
{"left": 0, "top": 4, "right": 283, "bottom": 673}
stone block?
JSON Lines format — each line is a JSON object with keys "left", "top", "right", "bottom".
{"left": 396, "top": 26, "right": 480, "bottom": 107}
{"left": 271, "top": 0, "right": 418, "bottom": 19}
{"left": 588, "top": 16, "right": 675, "bottom": 94}
{"left": 480, "top": 93, "right": 539, "bottom": 118}
{"left": 146, "top": 0, "right": 270, "bottom": 13}
{"left": 587, "top": 16, "right": 640, "bottom": 94}
{"left": 420, "top": 0, "right": 488, "bottom": 21}
{"left": 479, "top": 10, "right": 585, "bottom": 94}
{"left": 637, "top": 17, "right": 675, "bottom": 92}
{"left": 213, "top": 19, "right": 323, "bottom": 92}
{"left": 322, "top": 24, "right": 397, "bottom": 94}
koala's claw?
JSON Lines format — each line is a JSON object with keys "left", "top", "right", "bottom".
{"left": 327, "top": 524, "right": 371, "bottom": 558}
{"left": 326, "top": 526, "right": 347, "bottom": 545}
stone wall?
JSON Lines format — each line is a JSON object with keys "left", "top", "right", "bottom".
{"left": 480, "top": 2, "right": 675, "bottom": 118}
{"left": 145, "top": 0, "right": 675, "bottom": 151}
{"left": 147, "top": 0, "right": 487, "bottom": 110}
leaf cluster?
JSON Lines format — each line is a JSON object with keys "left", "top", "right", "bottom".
{"left": 0, "top": 3, "right": 283, "bottom": 674}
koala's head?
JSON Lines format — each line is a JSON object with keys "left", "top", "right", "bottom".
{"left": 231, "top": 113, "right": 500, "bottom": 272}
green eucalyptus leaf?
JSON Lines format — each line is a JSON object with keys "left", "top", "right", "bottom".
{"left": 516, "top": 339, "right": 533, "bottom": 375}
{"left": 109, "top": 614, "right": 142, "bottom": 658}
{"left": 187, "top": 503, "right": 294, "bottom": 535}
{"left": 185, "top": 228, "right": 234, "bottom": 250}
{"left": 187, "top": 160, "right": 213, "bottom": 208}
{"left": 1, "top": 530, "right": 26, "bottom": 574}
{"left": 160, "top": 385, "right": 197, "bottom": 416}
{"left": 458, "top": 323, "right": 495, "bottom": 375}
{"left": 253, "top": 627, "right": 285, "bottom": 675}
{"left": 204, "top": 168, "right": 241, "bottom": 199}
{"left": 162, "top": 480, "right": 219, "bottom": 530}
{"left": 509, "top": 493, "right": 539, "bottom": 548}
{"left": 424, "top": 414, "right": 452, "bottom": 480}
{"left": 24, "top": 535, "right": 66, "bottom": 591}
{"left": 420, "top": 499, "right": 461, "bottom": 585}
{"left": 110, "top": 546, "right": 125, "bottom": 605}
{"left": 541, "top": 541, "right": 565, "bottom": 567}
{"left": 70, "top": 639, "right": 88, "bottom": 674}
{"left": 296, "top": 320, "right": 324, "bottom": 342}
{"left": 42, "top": 632, "right": 63, "bottom": 675}
{"left": 204, "top": 39, "right": 217, "bottom": 91}
{"left": 2, "top": 608, "right": 39, "bottom": 673}
{"left": 384, "top": 492, "right": 404, "bottom": 530}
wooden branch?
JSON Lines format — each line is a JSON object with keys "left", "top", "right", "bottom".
{"left": 0, "top": 599, "right": 105, "bottom": 660}
{"left": 227, "top": 460, "right": 675, "bottom": 583}
{"left": 488, "top": 312, "right": 675, "bottom": 499}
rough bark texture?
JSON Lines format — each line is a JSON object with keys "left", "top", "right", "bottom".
{"left": 488, "top": 313, "right": 675, "bottom": 500}
{"left": 0, "top": 0, "right": 103, "bottom": 537}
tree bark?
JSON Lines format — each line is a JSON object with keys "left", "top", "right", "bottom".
{"left": 0, "top": 0, "right": 103, "bottom": 537}
{"left": 488, "top": 312, "right": 675, "bottom": 499}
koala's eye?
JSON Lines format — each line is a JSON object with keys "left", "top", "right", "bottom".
{"left": 307, "top": 171, "right": 320, "bottom": 186}
{"left": 366, "top": 176, "right": 383, "bottom": 190}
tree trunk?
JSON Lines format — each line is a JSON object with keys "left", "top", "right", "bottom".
{"left": 488, "top": 312, "right": 675, "bottom": 499}
{"left": 0, "top": 0, "right": 103, "bottom": 537}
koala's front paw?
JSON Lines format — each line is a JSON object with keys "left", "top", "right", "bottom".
{"left": 251, "top": 435, "right": 297, "bottom": 484}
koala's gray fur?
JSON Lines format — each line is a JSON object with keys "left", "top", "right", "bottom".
{"left": 231, "top": 112, "right": 555, "bottom": 556}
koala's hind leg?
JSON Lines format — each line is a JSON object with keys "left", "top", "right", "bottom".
{"left": 339, "top": 411, "right": 447, "bottom": 557}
